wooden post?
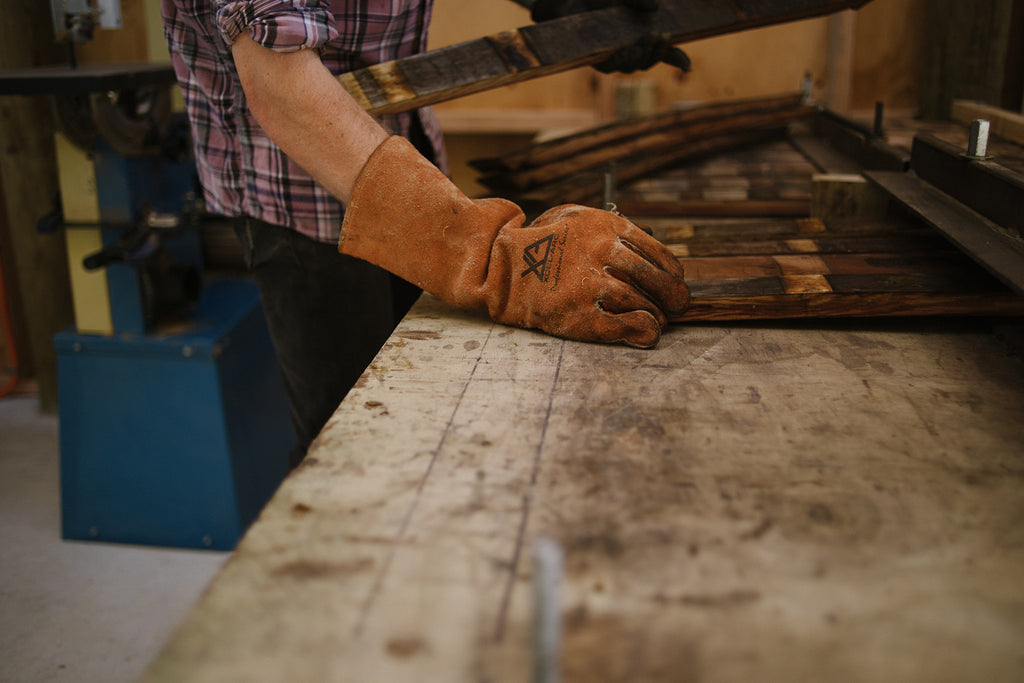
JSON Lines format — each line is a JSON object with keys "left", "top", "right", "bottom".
{"left": 919, "top": 0, "right": 1016, "bottom": 120}
{"left": 1001, "top": 0, "right": 1024, "bottom": 112}
{"left": 810, "top": 173, "right": 888, "bottom": 223}
{"left": 825, "top": 10, "right": 856, "bottom": 114}
{"left": 0, "top": 2, "right": 74, "bottom": 411}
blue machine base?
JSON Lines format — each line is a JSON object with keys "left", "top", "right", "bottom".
{"left": 55, "top": 278, "right": 293, "bottom": 551}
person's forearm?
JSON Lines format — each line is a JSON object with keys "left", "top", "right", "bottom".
{"left": 231, "top": 33, "right": 387, "bottom": 205}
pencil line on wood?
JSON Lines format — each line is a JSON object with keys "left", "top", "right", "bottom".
{"left": 494, "top": 339, "right": 566, "bottom": 642}
{"left": 352, "top": 325, "right": 496, "bottom": 637}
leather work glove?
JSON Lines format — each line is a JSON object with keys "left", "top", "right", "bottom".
{"left": 530, "top": 0, "right": 691, "bottom": 74}
{"left": 340, "top": 136, "right": 690, "bottom": 348}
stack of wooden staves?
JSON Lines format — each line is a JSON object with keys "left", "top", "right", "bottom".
{"left": 471, "top": 93, "right": 812, "bottom": 208}
{"left": 471, "top": 93, "right": 1024, "bottom": 321}
{"left": 648, "top": 214, "right": 1024, "bottom": 321}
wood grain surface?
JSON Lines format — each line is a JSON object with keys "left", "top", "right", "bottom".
{"left": 144, "top": 295, "right": 1024, "bottom": 682}
{"left": 952, "top": 100, "right": 1024, "bottom": 147}
{"left": 142, "top": 111, "right": 1024, "bottom": 681}
{"left": 500, "top": 111, "right": 1024, "bottom": 319}
{"left": 653, "top": 215, "right": 1024, "bottom": 320}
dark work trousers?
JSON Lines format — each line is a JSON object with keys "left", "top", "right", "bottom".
{"left": 233, "top": 218, "right": 421, "bottom": 468}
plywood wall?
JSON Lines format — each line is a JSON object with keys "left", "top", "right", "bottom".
{"left": 919, "top": 0, "right": 1020, "bottom": 119}
{"left": 851, "top": 0, "right": 928, "bottom": 112}
{"left": 0, "top": 1, "right": 75, "bottom": 409}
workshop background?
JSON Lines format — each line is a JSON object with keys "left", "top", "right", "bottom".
{"left": 3, "top": 0, "right": 1022, "bottom": 411}
{"left": 1, "top": 0, "right": 1021, "bottom": 682}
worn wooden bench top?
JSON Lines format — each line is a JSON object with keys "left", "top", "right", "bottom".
{"left": 144, "top": 295, "right": 1024, "bottom": 682}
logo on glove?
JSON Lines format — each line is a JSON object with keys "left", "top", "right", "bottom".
{"left": 522, "top": 229, "right": 568, "bottom": 290}
{"left": 521, "top": 234, "right": 554, "bottom": 282}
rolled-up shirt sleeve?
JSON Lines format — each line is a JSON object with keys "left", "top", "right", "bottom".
{"left": 214, "top": 0, "right": 337, "bottom": 51}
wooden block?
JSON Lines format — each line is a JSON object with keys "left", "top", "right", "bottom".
{"left": 810, "top": 173, "right": 889, "bottom": 223}
{"left": 785, "top": 238, "right": 821, "bottom": 253}
{"left": 773, "top": 254, "right": 829, "bottom": 275}
{"left": 797, "top": 218, "right": 828, "bottom": 233}
{"left": 782, "top": 274, "right": 833, "bottom": 293}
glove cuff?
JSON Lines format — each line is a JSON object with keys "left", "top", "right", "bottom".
{"left": 340, "top": 136, "right": 526, "bottom": 310}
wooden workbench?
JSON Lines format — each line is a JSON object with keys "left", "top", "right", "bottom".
{"left": 145, "top": 295, "right": 1024, "bottom": 682}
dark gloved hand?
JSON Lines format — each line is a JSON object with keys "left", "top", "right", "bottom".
{"left": 530, "top": 0, "right": 691, "bottom": 74}
{"left": 340, "top": 136, "right": 690, "bottom": 348}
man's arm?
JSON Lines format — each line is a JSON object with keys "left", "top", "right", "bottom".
{"left": 228, "top": 32, "right": 689, "bottom": 348}
{"left": 231, "top": 33, "right": 386, "bottom": 205}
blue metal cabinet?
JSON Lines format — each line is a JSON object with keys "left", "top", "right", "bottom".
{"left": 55, "top": 278, "right": 293, "bottom": 550}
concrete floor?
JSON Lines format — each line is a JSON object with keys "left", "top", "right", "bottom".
{"left": 0, "top": 396, "right": 229, "bottom": 683}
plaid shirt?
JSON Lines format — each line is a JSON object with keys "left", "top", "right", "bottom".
{"left": 162, "top": 0, "right": 447, "bottom": 243}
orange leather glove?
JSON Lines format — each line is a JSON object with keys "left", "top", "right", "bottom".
{"left": 339, "top": 136, "right": 689, "bottom": 348}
